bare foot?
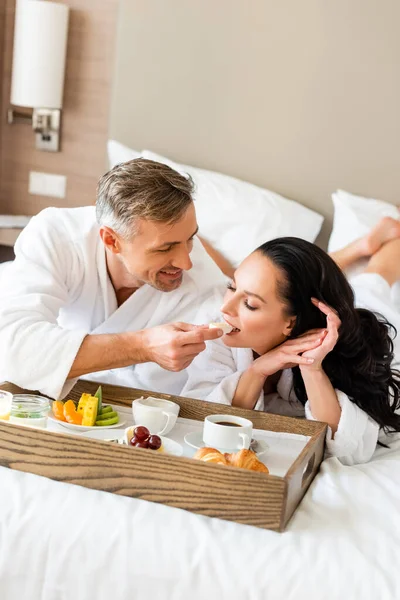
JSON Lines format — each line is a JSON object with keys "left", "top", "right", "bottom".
{"left": 358, "top": 217, "right": 400, "bottom": 257}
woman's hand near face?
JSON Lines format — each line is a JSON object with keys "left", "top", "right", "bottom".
{"left": 300, "top": 299, "right": 341, "bottom": 370}
{"left": 251, "top": 329, "right": 327, "bottom": 379}
{"left": 232, "top": 328, "right": 326, "bottom": 410}
{"left": 299, "top": 300, "right": 342, "bottom": 434}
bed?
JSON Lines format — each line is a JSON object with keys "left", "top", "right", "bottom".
{"left": 1, "top": 200, "right": 399, "bottom": 600}
{"left": 1, "top": 437, "right": 400, "bottom": 599}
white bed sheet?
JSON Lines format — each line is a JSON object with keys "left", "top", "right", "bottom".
{"left": 1, "top": 436, "right": 400, "bottom": 600}
{"left": 0, "top": 261, "right": 11, "bottom": 280}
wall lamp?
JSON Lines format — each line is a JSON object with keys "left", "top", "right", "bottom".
{"left": 7, "top": 0, "right": 69, "bottom": 152}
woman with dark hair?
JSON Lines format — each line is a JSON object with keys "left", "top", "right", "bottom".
{"left": 183, "top": 224, "right": 400, "bottom": 465}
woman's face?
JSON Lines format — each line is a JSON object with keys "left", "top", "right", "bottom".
{"left": 220, "top": 251, "right": 295, "bottom": 355}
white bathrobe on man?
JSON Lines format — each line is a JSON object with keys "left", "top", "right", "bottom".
{"left": 0, "top": 206, "right": 226, "bottom": 399}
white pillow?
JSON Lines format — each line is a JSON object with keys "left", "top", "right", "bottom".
{"left": 141, "top": 150, "right": 324, "bottom": 267}
{"left": 107, "top": 140, "right": 141, "bottom": 169}
{"left": 328, "top": 189, "right": 400, "bottom": 307}
{"left": 328, "top": 189, "right": 399, "bottom": 253}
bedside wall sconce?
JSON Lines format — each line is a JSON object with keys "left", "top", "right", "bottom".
{"left": 8, "top": 0, "right": 69, "bottom": 152}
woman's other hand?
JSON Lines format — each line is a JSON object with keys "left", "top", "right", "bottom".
{"left": 251, "top": 329, "right": 327, "bottom": 379}
{"left": 300, "top": 299, "right": 341, "bottom": 370}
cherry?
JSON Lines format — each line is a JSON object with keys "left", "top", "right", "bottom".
{"left": 133, "top": 440, "right": 149, "bottom": 449}
{"left": 133, "top": 426, "right": 150, "bottom": 442}
{"left": 148, "top": 435, "right": 162, "bottom": 450}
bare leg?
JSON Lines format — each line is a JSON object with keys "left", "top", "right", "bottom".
{"left": 330, "top": 216, "right": 400, "bottom": 271}
{"left": 364, "top": 238, "right": 400, "bottom": 286}
{"left": 330, "top": 239, "right": 369, "bottom": 271}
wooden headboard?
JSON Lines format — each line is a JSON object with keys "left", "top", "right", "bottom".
{"left": 109, "top": 0, "right": 400, "bottom": 247}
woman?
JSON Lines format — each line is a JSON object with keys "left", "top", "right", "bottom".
{"left": 184, "top": 219, "right": 400, "bottom": 465}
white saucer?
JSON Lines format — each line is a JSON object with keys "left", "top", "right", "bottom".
{"left": 80, "top": 427, "right": 183, "bottom": 457}
{"left": 80, "top": 429, "right": 125, "bottom": 442}
{"left": 184, "top": 431, "right": 269, "bottom": 457}
{"left": 124, "top": 427, "right": 183, "bottom": 457}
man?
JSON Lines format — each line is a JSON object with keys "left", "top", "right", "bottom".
{"left": 0, "top": 159, "right": 226, "bottom": 399}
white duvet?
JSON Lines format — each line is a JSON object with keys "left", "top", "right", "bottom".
{"left": 1, "top": 436, "right": 400, "bottom": 600}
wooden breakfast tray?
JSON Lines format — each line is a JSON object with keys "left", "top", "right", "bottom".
{"left": 0, "top": 380, "right": 327, "bottom": 531}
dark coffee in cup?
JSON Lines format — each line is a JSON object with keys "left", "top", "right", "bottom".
{"left": 203, "top": 414, "right": 253, "bottom": 450}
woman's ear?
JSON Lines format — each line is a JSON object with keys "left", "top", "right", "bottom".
{"left": 283, "top": 317, "right": 296, "bottom": 337}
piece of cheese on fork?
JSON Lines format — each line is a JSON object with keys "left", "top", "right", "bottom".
{"left": 209, "top": 321, "right": 233, "bottom": 334}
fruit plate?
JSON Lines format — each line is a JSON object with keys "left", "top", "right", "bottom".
{"left": 48, "top": 408, "right": 126, "bottom": 432}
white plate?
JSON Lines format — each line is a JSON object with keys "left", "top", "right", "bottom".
{"left": 124, "top": 426, "right": 183, "bottom": 457}
{"left": 48, "top": 409, "right": 125, "bottom": 432}
{"left": 184, "top": 430, "right": 269, "bottom": 458}
{"left": 79, "top": 429, "right": 126, "bottom": 442}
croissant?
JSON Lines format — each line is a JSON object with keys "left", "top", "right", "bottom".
{"left": 224, "top": 449, "right": 269, "bottom": 474}
{"left": 193, "top": 447, "right": 228, "bottom": 465}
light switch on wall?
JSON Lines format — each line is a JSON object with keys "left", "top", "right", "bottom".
{"left": 29, "top": 171, "right": 67, "bottom": 199}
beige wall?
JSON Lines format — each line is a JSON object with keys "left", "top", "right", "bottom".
{"left": 0, "top": 0, "right": 119, "bottom": 222}
{"left": 110, "top": 0, "right": 400, "bottom": 246}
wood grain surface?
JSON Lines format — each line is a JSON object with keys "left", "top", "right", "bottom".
{"left": 0, "top": 380, "right": 327, "bottom": 530}
{"left": 0, "top": 228, "right": 21, "bottom": 247}
{"left": 0, "top": 2, "right": 5, "bottom": 185}
{"left": 0, "top": 0, "right": 119, "bottom": 220}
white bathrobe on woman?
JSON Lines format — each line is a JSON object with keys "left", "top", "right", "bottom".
{"left": 0, "top": 207, "right": 226, "bottom": 399}
{"left": 182, "top": 273, "right": 400, "bottom": 465}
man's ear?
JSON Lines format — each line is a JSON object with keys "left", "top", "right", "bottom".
{"left": 99, "top": 226, "right": 122, "bottom": 254}
{"left": 283, "top": 316, "right": 296, "bottom": 337}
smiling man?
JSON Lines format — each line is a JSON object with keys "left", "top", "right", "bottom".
{"left": 0, "top": 159, "right": 226, "bottom": 399}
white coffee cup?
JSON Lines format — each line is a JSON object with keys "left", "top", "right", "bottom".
{"left": 132, "top": 396, "right": 180, "bottom": 435}
{"left": 203, "top": 414, "right": 253, "bottom": 451}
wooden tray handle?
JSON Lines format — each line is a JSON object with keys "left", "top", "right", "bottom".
{"left": 281, "top": 429, "right": 325, "bottom": 529}
{"left": 301, "top": 452, "right": 316, "bottom": 488}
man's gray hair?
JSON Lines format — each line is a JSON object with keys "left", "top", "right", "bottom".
{"left": 96, "top": 158, "right": 194, "bottom": 239}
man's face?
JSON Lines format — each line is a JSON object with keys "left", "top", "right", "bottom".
{"left": 102, "top": 203, "right": 198, "bottom": 292}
